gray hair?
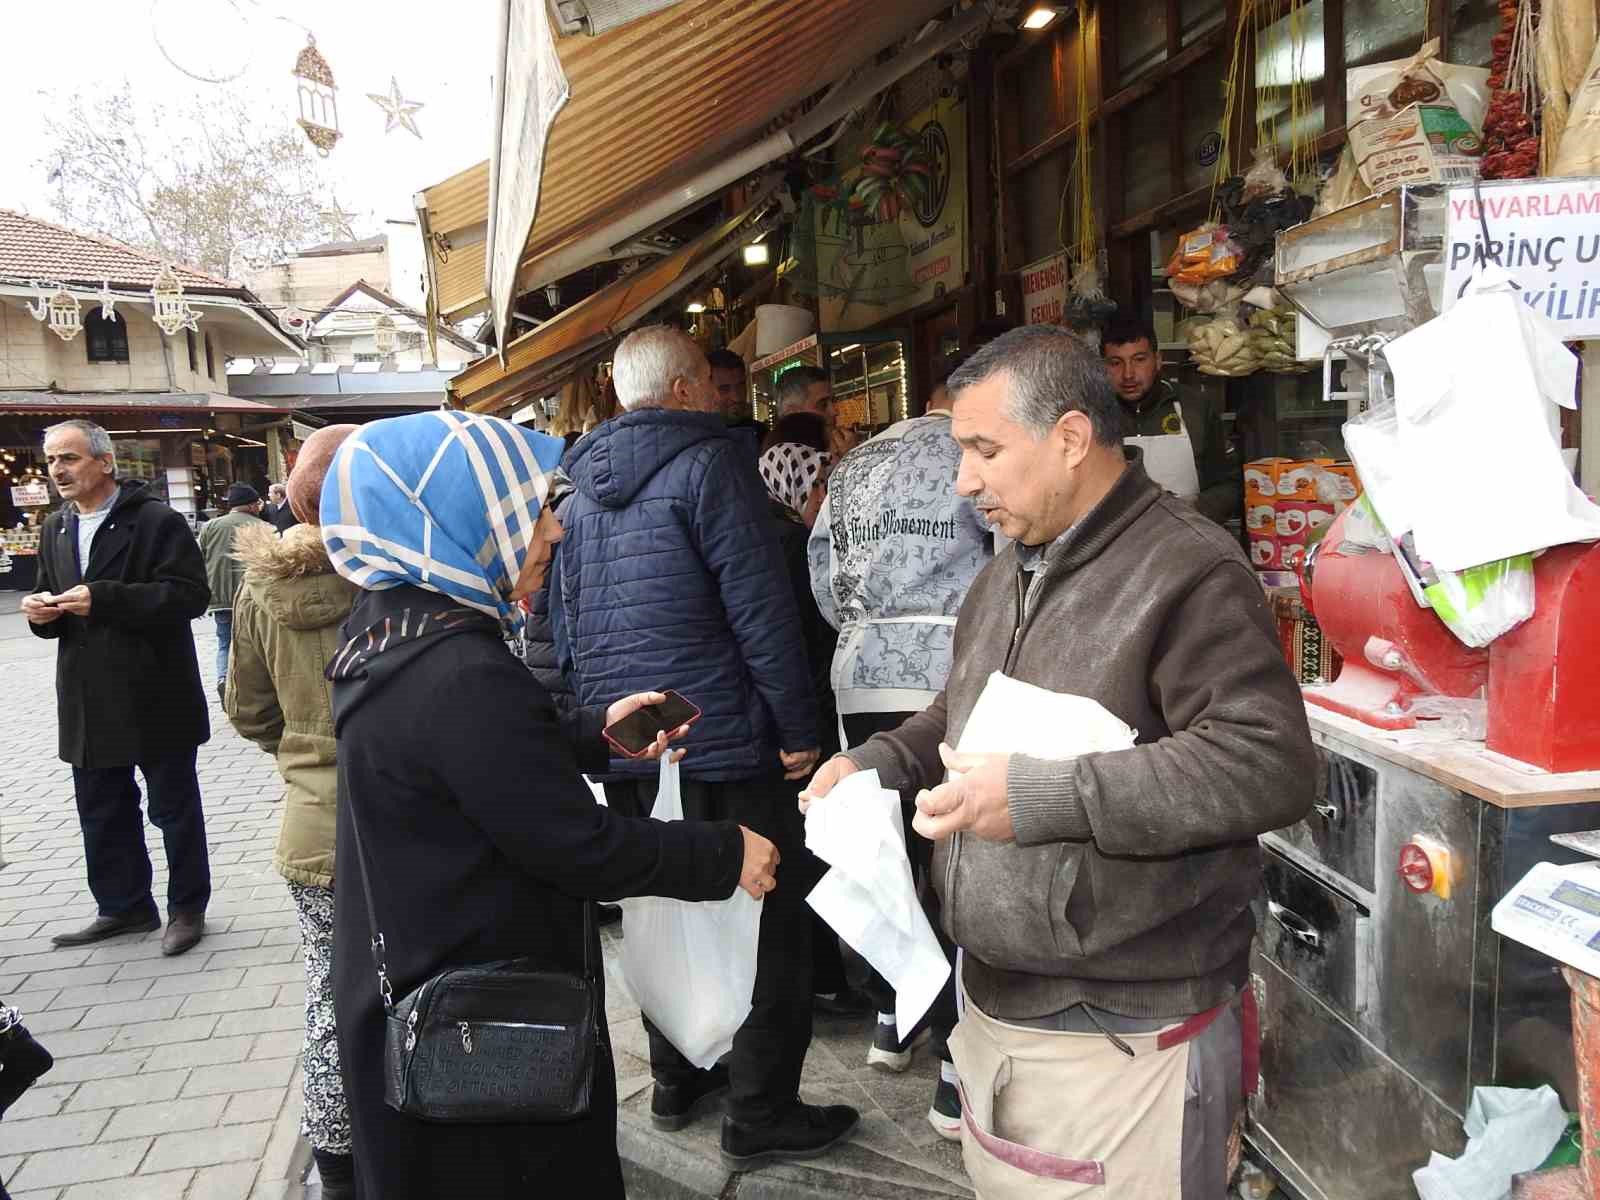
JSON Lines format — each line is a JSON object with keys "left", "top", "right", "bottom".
{"left": 775, "top": 365, "right": 829, "bottom": 414}
{"left": 44, "top": 419, "right": 117, "bottom": 465}
{"left": 947, "top": 325, "right": 1124, "bottom": 445}
{"left": 612, "top": 325, "right": 705, "bottom": 411}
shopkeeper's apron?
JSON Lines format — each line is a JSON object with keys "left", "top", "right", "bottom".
{"left": 1126, "top": 402, "right": 1201, "bottom": 500}
{"left": 947, "top": 982, "right": 1257, "bottom": 1199}
{"left": 831, "top": 614, "right": 958, "bottom": 749}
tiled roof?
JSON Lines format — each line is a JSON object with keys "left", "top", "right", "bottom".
{"left": 0, "top": 209, "right": 230, "bottom": 291}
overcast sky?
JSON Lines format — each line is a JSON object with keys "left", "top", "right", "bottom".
{"left": 3, "top": 0, "right": 497, "bottom": 233}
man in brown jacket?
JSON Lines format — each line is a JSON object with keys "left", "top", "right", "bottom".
{"left": 801, "top": 325, "right": 1315, "bottom": 1198}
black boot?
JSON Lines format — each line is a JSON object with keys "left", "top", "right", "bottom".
{"left": 651, "top": 1063, "right": 730, "bottom": 1131}
{"left": 720, "top": 1101, "right": 860, "bottom": 1168}
{"left": 312, "top": 1148, "right": 356, "bottom": 1200}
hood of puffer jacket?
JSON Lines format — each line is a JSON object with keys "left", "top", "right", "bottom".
{"left": 564, "top": 409, "right": 732, "bottom": 509}
{"left": 234, "top": 522, "right": 356, "bottom": 632}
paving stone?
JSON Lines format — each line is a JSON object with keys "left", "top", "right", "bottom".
{"left": 220, "top": 1089, "right": 284, "bottom": 1126}
{"left": 100, "top": 1095, "right": 227, "bottom": 1141}
{"left": 3, "top": 1083, "right": 78, "bottom": 1121}
{"left": 188, "top": 1161, "right": 259, "bottom": 1200}
{"left": 45, "top": 1049, "right": 153, "bottom": 1084}
{"left": 248, "top": 1030, "right": 304, "bottom": 1062}
{"left": 76, "top": 997, "right": 184, "bottom": 1030}
{"left": 150, "top": 1036, "right": 253, "bottom": 1071}
{"left": 144, "top": 968, "right": 246, "bottom": 999}
{"left": 59, "top": 1171, "right": 194, "bottom": 1199}
{"left": 21, "top": 1007, "right": 89, "bottom": 1034}
{"left": 15, "top": 964, "right": 120, "bottom": 991}
{"left": 107, "top": 1015, "right": 221, "bottom": 1051}
{"left": 239, "top": 963, "right": 303, "bottom": 988}
{"left": 64, "top": 1069, "right": 189, "bottom": 1111}
{"left": 180, "top": 1057, "right": 295, "bottom": 1098}
{"left": 6, "top": 1136, "right": 152, "bottom": 1190}
{"left": 177, "top": 985, "right": 279, "bottom": 1017}
{"left": 141, "top": 1120, "right": 272, "bottom": 1173}
{"left": 110, "top": 955, "right": 208, "bottom": 982}
{"left": 33, "top": 1026, "right": 117, "bottom": 1058}
{"left": 0, "top": 1109, "right": 111, "bottom": 1153}
{"left": 201, "top": 946, "right": 296, "bottom": 972}
{"left": 212, "top": 1006, "right": 304, "bottom": 1039}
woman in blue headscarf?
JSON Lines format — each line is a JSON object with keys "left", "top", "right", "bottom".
{"left": 320, "top": 411, "right": 778, "bottom": 1199}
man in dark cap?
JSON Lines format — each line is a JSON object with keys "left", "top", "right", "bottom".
{"left": 199, "top": 483, "right": 266, "bottom": 699}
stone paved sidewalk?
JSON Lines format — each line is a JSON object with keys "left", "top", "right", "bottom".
{"left": 0, "top": 612, "right": 310, "bottom": 1200}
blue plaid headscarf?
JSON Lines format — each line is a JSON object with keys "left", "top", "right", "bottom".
{"left": 319, "top": 410, "right": 565, "bottom": 634}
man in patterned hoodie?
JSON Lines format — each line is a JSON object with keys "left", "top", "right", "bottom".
{"left": 807, "top": 363, "right": 991, "bottom": 1136}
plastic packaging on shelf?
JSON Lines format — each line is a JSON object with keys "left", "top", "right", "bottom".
{"left": 1422, "top": 553, "right": 1537, "bottom": 648}
{"left": 1246, "top": 307, "right": 1303, "bottom": 373}
{"left": 1164, "top": 223, "right": 1244, "bottom": 287}
{"left": 1186, "top": 317, "right": 1260, "bottom": 377}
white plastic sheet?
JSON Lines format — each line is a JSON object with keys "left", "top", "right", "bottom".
{"left": 804, "top": 769, "right": 950, "bottom": 1042}
{"left": 1383, "top": 267, "right": 1600, "bottom": 570}
{"left": 1412, "top": 1085, "right": 1565, "bottom": 1200}
{"left": 956, "top": 672, "right": 1138, "bottom": 761}
{"left": 619, "top": 757, "right": 761, "bottom": 1070}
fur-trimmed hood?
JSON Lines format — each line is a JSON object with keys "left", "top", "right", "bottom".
{"left": 233, "top": 522, "right": 355, "bottom": 632}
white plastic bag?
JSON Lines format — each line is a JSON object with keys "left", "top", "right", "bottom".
{"left": 619, "top": 757, "right": 761, "bottom": 1069}
{"left": 1422, "top": 555, "right": 1537, "bottom": 648}
{"left": 1412, "top": 1085, "right": 1565, "bottom": 1200}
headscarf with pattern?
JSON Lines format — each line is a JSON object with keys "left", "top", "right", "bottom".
{"left": 319, "top": 410, "right": 564, "bottom": 634}
{"left": 758, "top": 441, "right": 831, "bottom": 515}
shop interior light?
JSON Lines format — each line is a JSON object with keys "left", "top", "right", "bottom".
{"left": 685, "top": 301, "right": 708, "bottom": 314}
{"left": 1022, "top": 5, "right": 1063, "bottom": 29}
{"left": 742, "top": 242, "right": 770, "bottom": 267}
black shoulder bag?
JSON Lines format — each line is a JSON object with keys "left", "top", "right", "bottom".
{"left": 347, "top": 794, "right": 600, "bottom": 1124}
{"left": 0, "top": 1002, "right": 53, "bottom": 1118}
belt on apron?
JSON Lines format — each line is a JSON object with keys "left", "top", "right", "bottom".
{"left": 948, "top": 982, "right": 1258, "bottom": 1197}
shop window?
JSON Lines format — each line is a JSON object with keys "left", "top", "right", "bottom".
{"left": 83, "top": 310, "right": 129, "bottom": 364}
{"left": 1344, "top": 0, "right": 1426, "bottom": 70}
{"left": 1014, "top": 38, "right": 1070, "bottom": 158}
{"left": 1121, "top": 92, "right": 1174, "bottom": 217}
{"left": 1180, "top": 0, "right": 1226, "bottom": 45}
{"left": 1449, "top": 0, "right": 1502, "bottom": 68}
{"left": 1116, "top": 0, "right": 1168, "bottom": 86}
{"left": 1181, "top": 53, "right": 1229, "bottom": 193}
{"left": 205, "top": 334, "right": 216, "bottom": 379}
{"left": 110, "top": 438, "right": 171, "bottom": 502}
{"left": 1017, "top": 146, "right": 1074, "bottom": 265}
{"left": 186, "top": 329, "right": 198, "bottom": 374}
{"left": 1255, "top": 0, "right": 1326, "bottom": 156}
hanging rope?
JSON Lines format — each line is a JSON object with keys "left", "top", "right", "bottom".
{"left": 1210, "top": 0, "right": 1258, "bottom": 216}
{"left": 1055, "top": 8, "right": 1099, "bottom": 269}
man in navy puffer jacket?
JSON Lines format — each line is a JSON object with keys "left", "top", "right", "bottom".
{"left": 554, "top": 325, "right": 858, "bottom": 1168}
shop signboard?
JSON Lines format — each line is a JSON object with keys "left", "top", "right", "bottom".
{"left": 10, "top": 482, "right": 50, "bottom": 507}
{"left": 1443, "top": 177, "right": 1600, "bottom": 339}
{"left": 817, "top": 95, "right": 968, "bottom": 333}
{"left": 1020, "top": 252, "right": 1068, "bottom": 326}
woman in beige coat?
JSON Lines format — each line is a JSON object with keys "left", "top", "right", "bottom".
{"left": 224, "top": 425, "right": 359, "bottom": 1199}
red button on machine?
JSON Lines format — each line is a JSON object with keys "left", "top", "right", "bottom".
{"left": 1399, "top": 838, "right": 1452, "bottom": 899}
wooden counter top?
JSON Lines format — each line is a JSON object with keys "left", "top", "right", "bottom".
{"left": 1307, "top": 705, "right": 1600, "bottom": 809}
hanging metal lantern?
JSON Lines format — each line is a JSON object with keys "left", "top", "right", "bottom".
{"left": 292, "top": 35, "right": 341, "bottom": 157}
{"left": 150, "top": 264, "right": 201, "bottom": 336}
{"left": 373, "top": 313, "right": 397, "bottom": 354}
{"left": 45, "top": 288, "right": 83, "bottom": 342}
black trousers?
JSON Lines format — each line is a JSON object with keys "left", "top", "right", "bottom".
{"left": 604, "top": 769, "right": 813, "bottom": 1125}
{"left": 841, "top": 711, "right": 959, "bottom": 1057}
{"left": 70, "top": 748, "right": 211, "bottom": 920}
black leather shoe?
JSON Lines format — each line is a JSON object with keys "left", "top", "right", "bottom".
{"left": 651, "top": 1064, "right": 729, "bottom": 1131}
{"left": 50, "top": 912, "right": 160, "bottom": 947}
{"left": 720, "top": 1101, "right": 861, "bottom": 1168}
{"left": 813, "top": 987, "right": 875, "bottom": 1017}
{"left": 161, "top": 912, "right": 205, "bottom": 957}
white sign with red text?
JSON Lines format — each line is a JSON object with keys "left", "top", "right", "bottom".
{"left": 1444, "top": 178, "right": 1600, "bottom": 338}
{"left": 1020, "top": 252, "right": 1067, "bottom": 326}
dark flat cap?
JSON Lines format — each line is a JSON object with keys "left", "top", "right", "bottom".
{"left": 224, "top": 483, "right": 260, "bottom": 507}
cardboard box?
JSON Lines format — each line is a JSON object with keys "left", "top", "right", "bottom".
{"left": 1348, "top": 102, "right": 1481, "bottom": 195}
{"left": 1249, "top": 532, "right": 1282, "bottom": 570}
{"left": 1321, "top": 463, "right": 1362, "bottom": 503}
{"left": 1245, "top": 458, "right": 1334, "bottom": 503}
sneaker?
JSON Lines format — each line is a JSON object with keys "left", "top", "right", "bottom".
{"left": 867, "top": 1017, "right": 928, "bottom": 1073}
{"left": 927, "top": 1076, "right": 962, "bottom": 1142}
{"left": 650, "top": 1064, "right": 730, "bottom": 1131}
{"left": 721, "top": 1101, "right": 860, "bottom": 1169}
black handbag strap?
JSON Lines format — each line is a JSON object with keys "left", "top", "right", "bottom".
{"left": 343, "top": 786, "right": 597, "bottom": 1012}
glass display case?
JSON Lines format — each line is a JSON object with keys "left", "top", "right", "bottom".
{"left": 750, "top": 331, "right": 913, "bottom": 435}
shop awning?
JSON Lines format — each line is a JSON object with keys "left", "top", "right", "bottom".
{"left": 451, "top": 190, "right": 774, "bottom": 415}
{"left": 418, "top": 0, "right": 971, "bottom": 343}
{"left": 0, "top": 392, "right": 296, "bottom": 416}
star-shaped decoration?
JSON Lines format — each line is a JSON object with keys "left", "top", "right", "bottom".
{"left": 320, "top": 202, "right": 359, "bottom": 240}
{"left": 367, "top": 77, "right": 424, "bottom": 139}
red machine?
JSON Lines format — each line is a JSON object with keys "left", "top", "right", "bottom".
{"left": 1302, "top": 508, "right": 1600, "bottom": 772}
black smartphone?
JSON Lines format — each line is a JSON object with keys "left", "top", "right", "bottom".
{"left": 601, "top": 691, "right": 702, "bottom": 758}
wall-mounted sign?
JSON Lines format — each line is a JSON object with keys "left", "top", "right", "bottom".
{"left": 1197, "top": 131, "right": 1223, "bottom": 167}
{"left": 817, "top": 95, "right": 969, "bottom": 333}
{"left": 1444, "top": 178, "right": 1600, "bottom": 339}
{"left": 1020, "top": 252, "right": 1068, "bottom": 326}
{"left": 10, "top": 482, "right": 50, "bottom": 507}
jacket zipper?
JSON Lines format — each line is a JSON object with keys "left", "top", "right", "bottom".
{"left": 946, "top": 565, "right": 1036, "bottom": 922}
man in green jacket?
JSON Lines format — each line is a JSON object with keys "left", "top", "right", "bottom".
{"left": 801, "top": 325, "right": 1314, "bottom": 1198}
{"left": 1101, "top": 316, "right": 1241, "bottom": 525}
{"left": 198, "top": 482, "right": 266, "bottom": 699}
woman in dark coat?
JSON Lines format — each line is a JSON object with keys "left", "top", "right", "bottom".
{"left": 320, "top": 411, "right": 778, "bottom": 1199}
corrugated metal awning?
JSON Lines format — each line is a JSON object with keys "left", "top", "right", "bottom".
{"left": 418, "top": 0, "right": 955, "bottom": 332}
{"left": 451, "top": 190, "right": 772, "bottom": 415}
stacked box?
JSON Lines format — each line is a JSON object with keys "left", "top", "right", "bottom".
{"left": 1245, "top": 458, "right": 1359, "bottom": 577}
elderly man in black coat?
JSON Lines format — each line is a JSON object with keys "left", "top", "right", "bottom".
{"left": 22, "top": 420, "right": 213, "bottom": 957}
